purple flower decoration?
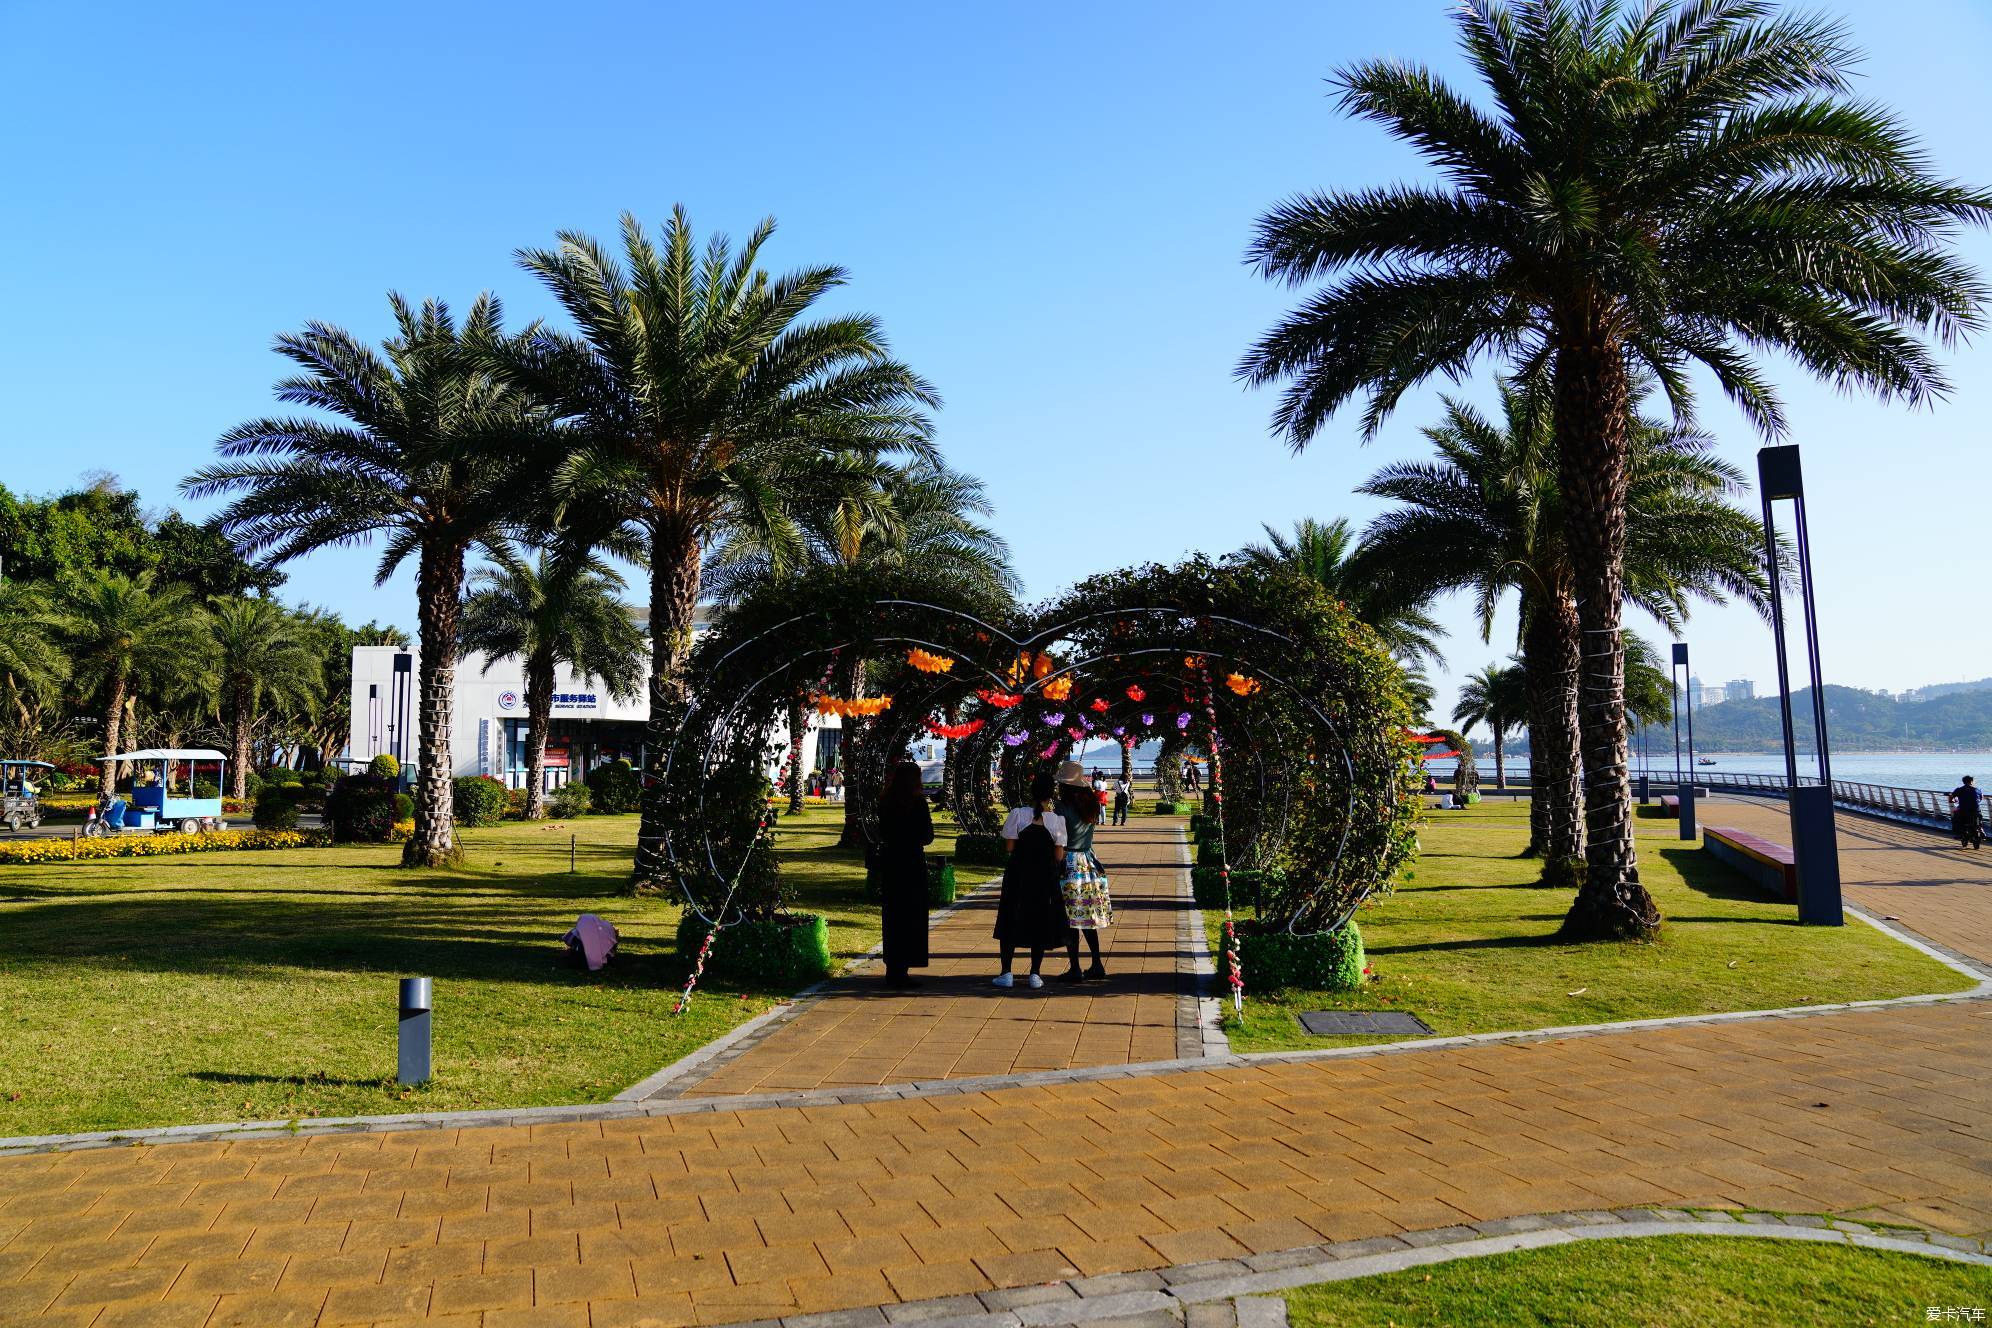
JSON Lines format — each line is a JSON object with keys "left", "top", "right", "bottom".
{"left": 1002, "top": 732, "right": 1027, "bottom": 747}
{"left": 1043, "top": 711, "right": 1064, "bottom": 726}
{"left": 1177, "top": 712, "right": 1192, "bottom": 730}
{"left": 1112, "top": 726, "right": 1126, "bottom": 737}
{"left": 1141, "top": 713, "right": 1155, "bottom": 726}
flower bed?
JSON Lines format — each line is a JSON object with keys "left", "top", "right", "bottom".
{"left": 0, "top": 827, "right": 332, "bottom": 865}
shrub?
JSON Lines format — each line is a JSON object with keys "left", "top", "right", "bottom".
{"left": 1233, "top": 920, "right": 1365, "bottom": 992}
{"left": 392, "top": 792, "right": 414, "bottom": 822}
{"left": 240, "top": 770, "right": 262, "bottom": 799}
{"left": 452, "top": 775, "right": 509, "bottom": 827}
{"left": 505, "top": 786, "right": 530, "bottom": 819}
{"left": 259, "top": 766, "right": 303, "bottom": 787}
{"left": 866, "top": 854, "right": 956, "bottom": 906}
{"left": 549, "top": 782, "right": 592, "bottom": 819}
{"left": 43, "top": 770, "right": 75, "bottom": 791}
{"left": 252, "top": 788, "right": 299, "bottom": 830}
{"left": 675, "top": 912, "right": 831, "bottom": 987}
{"left": 1153, "top": 800, "right": 1187, "bottom": 815}
{"left": 192, "top": 780, "right": 221, "bottom": 800}
{"left": 1190, "top": 865, "right": 1279, "bottom": 910}
{"left": 326, "top": 774, "right": 398, "bottom": 843}
{"left": 368, "top": 753, "right": 401, "bottom": 781}
{"left": 953, "top": 833, "right": 1007, "bottom": 867}
{"left": 585, "top": 760, "right": 642, "bottom": 814}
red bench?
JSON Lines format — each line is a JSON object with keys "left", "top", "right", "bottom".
{"left": 1702, "top": 825, "right": 1797, "bottom": 903}
{"left": 1658, "top": 795, "right": 1680, "bottom": 818}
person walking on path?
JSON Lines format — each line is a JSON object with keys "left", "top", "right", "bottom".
{"left": 1950, "top": 775, "right": 1984, "bottom": 850}
{"left": 1056, "top": 760, "right": 1113, "bottom": 981}
{"left": 1112, "top": 774, "right": 1130, "bottom": 826}
{"left": 992, "top": 773, "right": 1069, "bottom": 989}
{"left": 877, "top": 759, "right": 934, "bottom": 988}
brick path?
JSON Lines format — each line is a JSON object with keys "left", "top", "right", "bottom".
{"left": 666, "top": 822, "right": 1193, "bottom": 1097}
{"left": 2, "top": 811, "right": 1990, "bottom": 1326}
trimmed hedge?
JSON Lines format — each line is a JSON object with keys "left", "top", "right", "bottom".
{"left": 452, "top": 775, "right": 510, "bottom": 828}
{"left": 1152, "top": 800, "right": 1188, "bottom": 815}
{"left": 251, "top": 789, "right": 299, "bottom": 830}
{"left": 954, "top": 833, "right": 1007, "bottom": 867}
{"left": 327, "top": 774, "right": 397, "bottom": 843}
{"left": 866, "top": 854, "right": 960, "bottom": 907}
{"left": 1234, "top": 920, "right": 1365, "bottom": 992}
{"left": 675, "top": 912, "right": 831, "bottom": 987}
{"left": 1189, "top": 866, "right": 1280, "bottom": 911}
{"left": 585, "top": 760, "right": 642, "bottom": 814}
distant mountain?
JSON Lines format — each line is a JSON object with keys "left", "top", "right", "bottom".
{"left": 1896, "top": 677, "right": 1992, "bottom": 704}
{"left": 1509, "top": 684, "right": 1992, "bottom": 754}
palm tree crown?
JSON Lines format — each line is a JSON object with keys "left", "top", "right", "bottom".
{"left": 208, "top": 598, "right": 323, "bottom": 798}
{"left": 1236, "top": 517, "right": 1443, "bottom": 667}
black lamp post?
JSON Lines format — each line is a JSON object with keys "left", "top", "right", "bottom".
{"left": 1759, "top": 444, "right": 1842, "bottom": 926}
{"left": 1671, "top": 642, "right": 1696, "bottom": 839}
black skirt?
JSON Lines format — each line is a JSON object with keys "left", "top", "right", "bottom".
{"left": 993, "top": 857, "right": 1069, "bottom": 948}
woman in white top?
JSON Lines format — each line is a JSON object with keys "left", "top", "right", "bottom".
{"left": 992, "top": 772, "right": 1067, "bottom": 987}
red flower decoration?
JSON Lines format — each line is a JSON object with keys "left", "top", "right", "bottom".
{"left": 1125, "top": 684, "right": 1147, "bottom": 702}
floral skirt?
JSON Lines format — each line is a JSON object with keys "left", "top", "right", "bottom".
{"left": 1061, "top": 851, "right": 1113, "bottom": 929}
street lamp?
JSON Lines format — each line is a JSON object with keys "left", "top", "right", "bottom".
{"left": 1670, "top": 642, "right": 1696, "bottom": 839}
{"left": 1759, "top": 444, "right": 1842, "bottom": 926}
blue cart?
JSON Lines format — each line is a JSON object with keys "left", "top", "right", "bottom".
{"left": 86, "top": 748, "right": 229, "bottom": 836}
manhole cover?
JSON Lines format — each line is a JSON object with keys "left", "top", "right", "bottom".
{"left": 1297, "top": 1010, "right": 1435, "bottom": 1036}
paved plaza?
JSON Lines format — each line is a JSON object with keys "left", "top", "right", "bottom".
{"left": 2, "top": 804, "right": 1989, "bottom": 1326}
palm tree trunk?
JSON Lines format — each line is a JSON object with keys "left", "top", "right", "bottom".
{"left": 98, "top": 672, "right": 129, "bottom": 798}
{"left": 784, "top": 694, "right": 809, "bottom": 815}
{"left": 1120, "top": 739, "right": 1134, "bottom": 788}
{"left": 522, "top": 650, "right": 555, "bottom": 819}
{"left": 1521, "top": 590, "right": 1584, "bottom": 883}
{"left": 1493, "top": 732, "right": 1506, "bottom": 790}
{"left": 1553, "top": 340, "right": 1659, "bottom": 938}
{"left": 230, "top": 681, "right": 253, "bottom": 800}
{"left": 403, "top": 543, "right": 467, "bottom": 868}
{"left": 634, "top": 515, "right": 702, "bottom": 887}
{"left": 837, "top": 659, "right": 870, "bottom": 850}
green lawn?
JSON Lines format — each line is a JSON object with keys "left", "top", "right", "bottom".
{"left": 1282, "top": 1234, "right": 1992, "bottom": 1327}
{"left": 0, "top": 805, "right": 962, "bottom": 1138}
{"left": 1217, "top": 799, "right": 1972, "bottom": 1052}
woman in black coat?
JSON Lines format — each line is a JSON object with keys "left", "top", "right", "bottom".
{"left": 877, "top": 759, "right": 935, "bottom": 988}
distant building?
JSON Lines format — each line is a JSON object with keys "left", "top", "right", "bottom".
{"left": 1724, "top": 679, "right": 1755, "bottom": 703}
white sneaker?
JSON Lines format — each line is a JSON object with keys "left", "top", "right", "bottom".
{"left": 991, "top": 973, "right": 1014, "bottom": 989}
{"left": 1026, "top": 974, "right": 1044, "bottom": 989}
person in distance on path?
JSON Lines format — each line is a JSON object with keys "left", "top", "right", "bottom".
{"left": 1949, "top": 775, "right": 1984, "bottom": 850}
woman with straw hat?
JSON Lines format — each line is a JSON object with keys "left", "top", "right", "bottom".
{"left": 1054, "top": 759, "right": 1113, "bottom": 980}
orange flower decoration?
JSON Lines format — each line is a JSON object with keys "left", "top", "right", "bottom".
{"left": 1041, "top": 676, "right": 1073, "bottom": 701}
{"left": 1089, "top": 698, "right": 1109, "bottom": 713}
{"left": 1184, "top": 655, "right": 1207, "bottom": 671}
{"left": 813, "top": 694, "right": 893, "bottom": 718}
{"left": 1225, "top": 673, "right": 1261, "bottom": 697}
{"left": 906, "top": 648, "right": 955, "bottom": 674}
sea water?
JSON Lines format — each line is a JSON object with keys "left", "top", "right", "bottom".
{"left": 1451, "top": 750, "right": 1992, "bottom": 794}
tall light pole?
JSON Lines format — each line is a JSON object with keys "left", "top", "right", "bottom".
{"left": 1671, "top": 642, "right": 1696, "bottom": 839}
{"left": 1760, "top": 444, "right": 1842, "bottom": 926}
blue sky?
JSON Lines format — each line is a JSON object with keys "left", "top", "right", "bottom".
{"left": 4, "top": 0, "right": 1990, "bottom": 726}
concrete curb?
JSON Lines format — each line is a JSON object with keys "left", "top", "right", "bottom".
{"left": 709, "top": 1209, "right": 1989, "bottom": 1328}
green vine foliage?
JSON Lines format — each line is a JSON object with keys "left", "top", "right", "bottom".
{"left": 668, "top": 558, "right": 1421, "bottom": 936}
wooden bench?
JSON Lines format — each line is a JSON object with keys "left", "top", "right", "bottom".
{"left": 1658, "top": 795, "right": 1680, "bottom": 818}
{"left": 1702, "top": 826, "right": 1797, "bottom": 903}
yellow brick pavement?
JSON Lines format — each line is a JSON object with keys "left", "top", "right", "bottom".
{"left": 1, "top": 807, "right": 1988, "bottom": 1326}
{"left": 678, "top": 820, "right": 1190, "bottom": 1095}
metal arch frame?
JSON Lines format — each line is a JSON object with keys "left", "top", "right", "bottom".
{"left": 658, "top": 599, "right": 1403, "bottom": 939}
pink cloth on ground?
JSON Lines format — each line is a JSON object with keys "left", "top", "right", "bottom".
{"left": 563, "top": 913, "right": 619, "bottom": 971}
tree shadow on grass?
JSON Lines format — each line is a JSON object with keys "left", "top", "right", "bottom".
{"left": 188, "top": 1070, "right": 391, "bottom": 1090}
{"left": 1366, "top": 930, "right": 1572, "bottom": 956}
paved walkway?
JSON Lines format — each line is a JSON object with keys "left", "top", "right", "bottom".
{"left": 664, "top": 822, "right": 1195, "bottom": 1097}
{"left": 3, "top": 811, "right": 1991, "bottom": 1327}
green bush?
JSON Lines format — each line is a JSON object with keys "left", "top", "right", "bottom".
{"left": 191, "top": 779, "right": 221, "bottom": 800}
{"left": 259, "top": 766, "right": 303, "bottom": 787}
{"left": 241, "top": 770, "right": 263, "bottom": 800}
{"left": 585, "top": 760, "right": 643, "bottom": 814}
{"left": 953, "top": 833, "right": 1007, "bottom": 867}
{"left": 392, "top": 793, "right": 414, "bottom": 822}
{"left": 251, "top": 788, "right": 298, "bottom": 830}
{"left": 675, "top": 912, "right": 831, "bottom": 987}
{"left": 1152, "top": 800, "right": 1187, "bottom": 815}
{"left": 549, "top": 782, "right": 592, "bottom": 818}
{"left": 452, "top": 775, "right": 510, "bottom": 827}
{"left": 326, "top": 775, "right": 397, "bottom": 843}
{"left": 1234, "top": 920, "right": 1365, "bottom": 992}
{"left": 1196, "top": 838, "right": 1230, "bottom": 868}
{"left": 1190, "top": 865, "right": 1279, "bottom": 910}
{"left": 866, "top": 854, "right": 957, "bottom": 906}
{"left": 368, "top": 754, "right": 401, "bottom": 781}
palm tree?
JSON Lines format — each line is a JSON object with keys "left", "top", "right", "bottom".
{"left": 1354, "top": 373, "right": 1769, "bottom": 884}
{"left": 44, "top": 570, "right": 214, "bottom": 795}
{"left": 705, "top": 458, "right": 1016, "bottom": 834}
{"left": 1240, "top": 0, "right": 1990, "bottom": 938}
{"left": 1453, "top": 664, "right": 1525, "bottom": 789}
{"left": 186, "top": 294, "right": 547, "bottom": 866}
{"left": 513, "top": 208, "right": 939, "bottom": 884}
{"left": 0, "top": 581, "right": 64, "bottom": 714}
{"left": 458, "top": 550, "right": 647, "bottom": 818}
{"left": 1236, "top": 517, "right": 1442, "bottom": 667}
{"left": 207, "top": 598, "right": 323, "bottom": 797}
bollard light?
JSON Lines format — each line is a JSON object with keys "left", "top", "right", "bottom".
{"left": 1670, "top": 643, "right": 1697, "bottom": 840}
{"left": 398, "top": 977, "right": 432, "bottom": 1085}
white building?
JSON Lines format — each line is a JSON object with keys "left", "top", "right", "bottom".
{"left": 347, "top": 645, "right": 851, "bottom": 792}
{"left": 1724, "top": 679, "right": 1755, "bottom": 703}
